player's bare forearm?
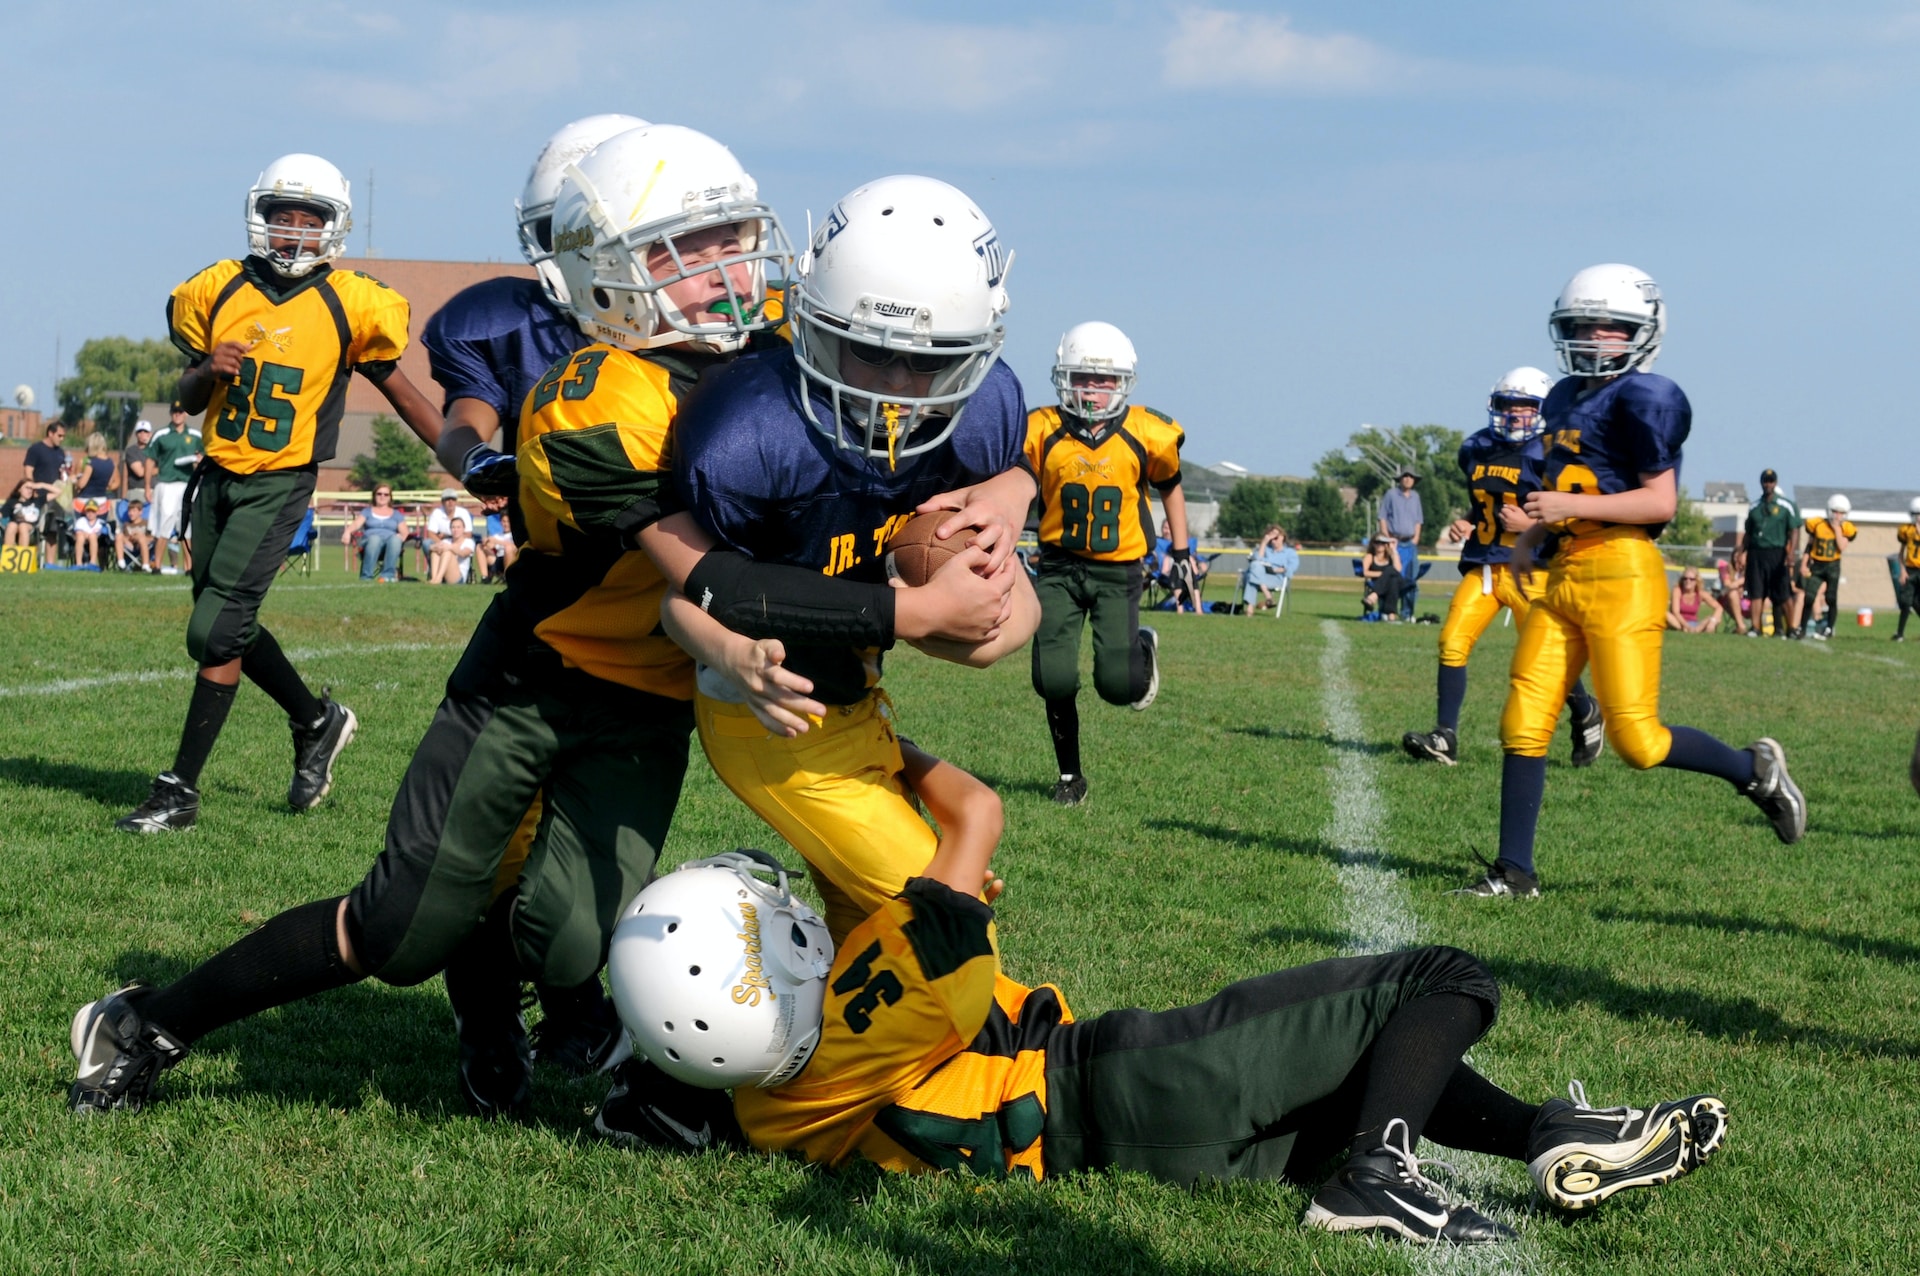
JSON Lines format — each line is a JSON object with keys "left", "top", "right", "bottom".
{"left": 376, "top": 369, "right": 444, "bottom": 450}
{"left": 898, "top": 741, "right": 1003, "bottom": 901}
{"left": 1524, "top": 468, "right": 1678, "bottom": 527}
{"left": 907, "top": 564, "right": 1037, "bottom": 667}
{"left": 1163, "top": 483, "right": 1191, "bottom": 551}
{"left": 435, "top": 398, "right": 501, "bottom": 477}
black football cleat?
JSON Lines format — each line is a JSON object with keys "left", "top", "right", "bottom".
{"left": 594, "top": 1058, "right": 743, "bottom": 1153}
{"left": 1528, "top": 1080, "right": 1725, "bottom": 1211}
{"left": 1050, "top": 774, "right": 1089, "bottom": 806}
{"left": 1402, "top": 727, "right": 1459, "bottom": 765}
{"left": 115, "top": 772, "right": 200, "bottom": 834}
{"left": 454, "top": 1006, "right": 532, "bottom": 1120}
{"left": 1130, "top": 627, "right": 1160, "bottom": 710}
{"left": 530, "top": 990, "right": 630, "bottom": 1077}
{"left": 1569, "top": 696, "right": 1606, "bottom": 768}
{"left": 69, "top": 984, "right": 189, "bottom": 1114}
{"left": 1742, "top": 737, "right": 1805, "bottom": 844}
{"left": 1450, "top": 850, "right": 1540, "bottom": 899}
{"left": 288, "top": 692, "right": 357, "bottom": 812}
{"left": 1304, "top": 1118, "right": 1515, "bottom": 1244}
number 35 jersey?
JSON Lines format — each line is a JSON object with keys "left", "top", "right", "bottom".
{"left": 168, "top": 258, "right": 411, "bottom": 474}
{"left": 1455, "top": 427, "right": 1546, "bottom": 570}
{"left": 1025, "top": 405, "right": 1185, "bottom": 563}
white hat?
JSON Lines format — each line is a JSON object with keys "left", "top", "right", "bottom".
{"left": 133, "top": 420, "right": 152, "bottom": 435}
{"left": 440, "top": 488, "right": 459, "bottom": 499}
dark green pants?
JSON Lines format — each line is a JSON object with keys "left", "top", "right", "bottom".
{"left": 1042, "top": 947, "right": 1499, "bottom": 1185}
{"left": 1031, "top": 554, "right": 1147, "bottom": 705}
{"left": 347, "top": 606, "right": 693, "bottom": 989}
{"left": 185, "top": 462, "right": 315, "bottom": 664}
{"left": 1804, "top": 559, "right": 1841, "bottom": 625}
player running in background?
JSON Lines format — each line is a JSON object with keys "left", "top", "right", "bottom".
{"left": 1403, "top": 367, "right": 1603, "bottom": 767}
{"left": 1795, "top": 494, "right": 1854, "bottom": 640}
{"left": 118, "top": 154, "right": 442, "bottom": 834}
{"left": 1463, "top": 264, "right": 1805, "bottom": 899}
{"left": 1024, "top": 323, "right": 1187, "bottom": 806}
{"left": 606, "top": 761, "right": 1728, "bottom": 1246}
{"left": 1893, "top": 497, "right": 1920, "bottom": 642}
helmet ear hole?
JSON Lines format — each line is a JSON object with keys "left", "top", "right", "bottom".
{"left": 592, "top": 287, "right": 613, "bottom": 310}
{"left": 694, "top": 1020, "right": 709, "bottom": 1031}
{"left": 688, "top": 964, "right": 701, "bottom": 976}
{"left": 666, "top": 922, "right": 678, "bottom": 933}
{"left": 664, "top": 1047, "right": 681, "bottom": 1062}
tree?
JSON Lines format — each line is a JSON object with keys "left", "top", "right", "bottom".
{"left": 348, "top": 415, "right": 433, "bottom": 492}
{"left": 1659, "top": 484, "right": 1716, "bottom": 568}
{"left": 57, "top": 337, "right": 185, "bottom": 441}
{"left": 1293, "top": 479, "right": 1355, "bottom": 544}
{"left": 1215, "top": 477, "right": 1284, "bottom": 540}
{"left": 1313, "top": 423, "right": 1467, "bottom": 549}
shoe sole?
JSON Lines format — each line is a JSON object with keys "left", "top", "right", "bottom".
{"left": 113, "top": 811, "right": 197, "bottom": 834}
{"left": 1752, "top": 737, "right": 1806, "bottom": 844}
{"left": 1532, "top": 1107, "right": 1691, "bottom": 1211}
{"left": 1402, "top": 733, "right": 1457, "bottom": 765}
{"left": 1675, "top": 1095, "right": 1729, "bottom": 1168}
{"left": 1130, "top": 629, "right": 1160, "bottom": 711}
{"left": 291, "top": 707, "right": 358, "bottom": 812}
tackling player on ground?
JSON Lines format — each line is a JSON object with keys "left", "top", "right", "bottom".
{"left": 117, "top": 154, "right": 442, "bottom": 834}
{"left": 1025, "top": 322, "right": 1187, "bottom": 806}
{"left": 1403, "top": 367, "right": 1603, "bottom": 767}
{"left": 1463, "top": 264, "right": 1805, "bottom": 899}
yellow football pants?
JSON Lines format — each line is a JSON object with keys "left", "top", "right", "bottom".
{"left": 696, "top": 689, "right": 935, "bottom": 945}
{"left": 491, "top": 796, "right": 545, "bottom": 899}
{"left": 1500, "top": 528, "right": 1673, "bottom": 768}
{"left": 1439, "top": 563, "right": 1543, "bottom": 667}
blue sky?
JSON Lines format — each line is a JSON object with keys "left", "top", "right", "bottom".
{"left": 5, "top": 1, "right": 1917, "bottom": 489}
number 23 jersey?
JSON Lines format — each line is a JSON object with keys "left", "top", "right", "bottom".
{"left": 1026, "top": 405, "right": 1185, "bottom": 563}
{"left": 168, "top": 258, "right": 410, "bottom": 474}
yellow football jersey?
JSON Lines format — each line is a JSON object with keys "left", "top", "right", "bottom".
{"left": 1804, "top": 516, "right": 1856, "bottom": 563}
{"left": 1899, "top": 523, "right": 1920, "bottom": 571}
{"left": 168, "top": 260, "right": 409, "bottom": 474}
{"left": 1025, "top": 405, "right": 1184, "bottom": 563}
{"left": 514, "top": 343, "right": 712, "bottom": 699}
{"left": 735, "top": 879, "right": 1072, "bottom": 1180}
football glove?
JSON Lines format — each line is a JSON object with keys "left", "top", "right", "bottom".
{"left": 461, "top": 445, "right": 518, "bottom": 498}
{"left": 1168, "top": 546, "right": 1192, "bottom": 565}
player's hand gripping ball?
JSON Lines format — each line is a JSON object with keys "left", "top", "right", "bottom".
{"left": 884, "top": 512, "right": 970, "bottom": 586}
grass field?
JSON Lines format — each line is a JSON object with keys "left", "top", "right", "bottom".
{"left": 3, "top": 557, "right": 1917, "bottom": 1274}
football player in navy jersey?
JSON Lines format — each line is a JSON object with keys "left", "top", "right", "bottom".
{"left": 1461, "top": 266, "right": 1806, "bottom": 899}
{"left": 1403, "top": 368, "right": 1602, "bottom": 767}
{"left": 655, "top": 175, "right": 1039, "bottom": 946}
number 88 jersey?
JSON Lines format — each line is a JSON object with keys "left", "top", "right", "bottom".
{"left": 1456, "top": 427, "right": 1546, "bottom": 569}
{"left": 168, "top": 258, "right": 410, "bottom": 475}
{"left": 1024, "top": 404, "right": 1185, "bottom": 563}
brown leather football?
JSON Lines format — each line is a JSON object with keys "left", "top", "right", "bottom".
{"left": 884, "top": 512, "right": 967, "bottom": 586}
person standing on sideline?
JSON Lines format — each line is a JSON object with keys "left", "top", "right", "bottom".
{"left": 123, "top": 421, "right": 156, "bottom": 508}
{"left": 1741, "top": 468, "right": 1798, "bottom": 638}
{"left": 1379, "top": 466, "right": 1424, "bottom": 619}
{"left": 148, "top": 403, "right": 201, "bottom": 572}
{"left": 1796, "top": 494, "right": 1854, "bottom": 640}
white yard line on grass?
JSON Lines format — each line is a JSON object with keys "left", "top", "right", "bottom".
{"left": 0, "top": 641, "right": 461, "bottom": 698}
{"left": 1317, "top": 619, "right": 1550, "bottom": 1274}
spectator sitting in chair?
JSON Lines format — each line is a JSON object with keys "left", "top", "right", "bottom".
{"left": 3, "top": 480, "right": 42, "bottom": 549}
{"left": 422, "top": 488, "right": 472, "bottom": 560}
{"left": 428, "top": 513, "right": 475, "bottom": 584}
{"left": 478, "top": 495, "right": 515, "bottom": 581}
{"left": 1667, "top": 567, "right": 1722, "bottom": 634}
{"left": 343, "top": 484, "right": 407, "bottom": 582}
{"left": 1362, "top": 534, "right": 1404, "bottom": 621}
{"left": 1242, "top": 524, "right": 1298, "bottom": 612}
{"left": 117, "top": 499, "right": 157, "bottom": 572}
{"left": 71, "top": 500, "right": 107, "bottom": 570}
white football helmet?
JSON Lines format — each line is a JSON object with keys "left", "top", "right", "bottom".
{"left": 1827, "top": 494, "right": 1851, "bottom": 517}
{"left": 516, "top": 114, "right": 650, "bottom": 307}
{"left": 1908, "top": 496, "right": 1920, "bottom": 519}
{"left": 550, "top": 124, "right": 790, "bottom": 353}
{"left": 606, "top": 851, "right": 833, "bottom": 1091}
{"left": 1548, "top": 263, "right": 1665, "bottom": 377}
{"left": 789, "top": 175, "right": 1011, "bottom": 464}
{"left": 1487, "top": 365, "right": 1554, "bottom": 443}
{"left": 245, "top": 154, "right": 352, "bottom": 277}
{"left": 1052, "top": 322, "right": 1138, "bottom": 423}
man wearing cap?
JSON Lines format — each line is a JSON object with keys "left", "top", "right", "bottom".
{"left": 1741, "top": 469, "right": 1798, "bottom": 639}
{"left": 1378, "top": 466, "right": 1424, "bottom": 620}
{"left": 123, "top": 421, "right": 156, "bottom": 508}
{"left": 149, "top": 404, "right": 201, "bottom": 573}
{"left": 423, "top": 489, "right": 473, "bottom": 567}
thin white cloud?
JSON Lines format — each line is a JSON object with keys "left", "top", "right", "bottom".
{"left": 1163, "top": 8, "right": 1402, "bottom": 93}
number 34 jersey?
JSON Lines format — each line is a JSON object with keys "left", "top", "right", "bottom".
{"left": 1025, "top": 405, "right": 1185, "bottom": 563}
{"left": 168, "top": 258, "right": 411, "bottom": 474}
{"left": 1455, "top": 427, "right": 1547, "bottom": 570}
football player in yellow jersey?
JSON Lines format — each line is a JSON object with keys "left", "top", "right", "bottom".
{"left": 607, "top": 747, "right": 1728, "bottom": 1244}
{"left": 1796, "top": 494, "right": 1856, "bottom": 640}
{"left": 1893, "top": 497, "right": 1920, "bottom": 641}
{"left": 117, "top": 154, "right": 442, "bottom": 835}
{"left": 1026, "top": 321, "right": 1188, "bottom": 806}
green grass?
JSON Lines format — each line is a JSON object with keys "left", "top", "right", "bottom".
{"left": 2, "top": 558, "right": 1917, "bottom": 1274}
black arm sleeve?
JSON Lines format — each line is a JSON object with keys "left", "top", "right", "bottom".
{"left": 355, "top": 359, "right": 400, "bottom": 385}
{"left": 685, "top": 550, "right": 896, "bottom": 648}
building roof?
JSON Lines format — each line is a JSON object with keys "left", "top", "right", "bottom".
{"left": 1703, "top": 481, "right": 1748, "bottom": 504}
{"left": 1791, "top": 483, "right": 1920, "bottom": 522}
{"left": 334, "top": 257, "right": 537, "bottom": 414}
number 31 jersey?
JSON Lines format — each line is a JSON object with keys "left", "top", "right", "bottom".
{"left": 1455, "top": 426, "right": 1546, "bottom": 570}
{"left": 1025, "top": 405, "right": 1185, "bottom": 563}
{"left": 168, "top": 258, "right": 411, "bottom": 474}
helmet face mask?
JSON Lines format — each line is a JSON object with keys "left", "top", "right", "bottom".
{"left": 1487, "top": 366, "right": 1554, "bottom": 443}
{"left": 246, "top": 154, "right": 351, "bottom": 278}
{"left": 1548, "top": 264, "right": 1665, "bottom": 378}
{"left": 516, "top": 114, "right": 650, "bottom": 307}
{"left": 788, "top": 175, "right": 1010, "bottom": 466}
{"left": 1051, "top": 321, "right": 1138, "bottom": 424}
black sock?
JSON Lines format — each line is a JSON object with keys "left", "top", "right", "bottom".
{"left": 444, "top": 892, "right": 527, "bottom": 1030}
{"left": 243, "top": 626, "right": 323, "bottom": 727}
{"left": 1349, "top": 992, "right": 1491, "bottom": 1155}
{"left": 1424, "top": 1063, "right": 1541, "bottom": 1161}
{"left": 1660, "top": 725, "right": 1755, "bottom": 787}
{"left": 1045, "top": 696, "right": 1082, "bottom": 778}
{"left": 1436, "top": 664, "right": 1468, "bottom": 732}
{"left": 1497, "top": 753, "right": 1547, "bottom": 874}
{"left": 139, "top": 896, "right": 357, "bottom": 1044}
{"left": 1566, "top": 677, "right": 1594, "bottom": 717}
{"left": 535, "top": 975, "right": 605, "bottom": 1023}
{"left": 170, "top": 676, "right": 237, "bottom": 788}
{"left": 1899, "top": 608, "right": 1910, "bottom": 637}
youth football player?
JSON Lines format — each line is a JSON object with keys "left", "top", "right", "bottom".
{"left": 1464, "top": 264, "right": 1805, "bottom": 899}
{"left": 1893, "top": 497, "right": 1920, "bottom": 641}
{"left": 1025, "top": 322, "right": 1188, "bottom": 806}
{"left": 117, "top": 154, "right": 442, "bottom": 834}
{"left": 1795, "top": 495, "right": 1854, "bottom": 640}
{"left": 607, "top": 768, "right": 1728, "bottom": 1246}
{"left": 1403, "top": 367, "right": 1603, "bottom": 767}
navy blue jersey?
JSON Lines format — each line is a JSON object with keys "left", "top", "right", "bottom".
{"left": 1456, "top": 427, "right": 1546, "bottom": 569}
{"left": 676, "top": 347, "right": 1030, "bottom": 704}
{"left": 422, "top": 276, "right": 585, "bottom": 452}
{"left": 1539, "top": 370, "right": 1689, "bottom": 538}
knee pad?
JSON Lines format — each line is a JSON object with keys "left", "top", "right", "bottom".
{"left": 1608, "top": 719, "right": 1672, "bottom": 771}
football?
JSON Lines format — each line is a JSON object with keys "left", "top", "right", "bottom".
{"left": 884, "top": 512, "right": 967, "bottom": 586}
